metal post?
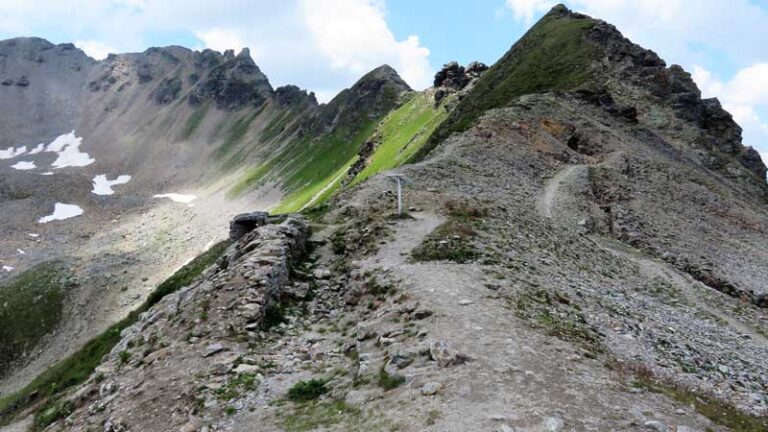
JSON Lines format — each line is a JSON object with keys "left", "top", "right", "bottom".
{"left": 397, "top": 178, "right": 402, "bottom": 215}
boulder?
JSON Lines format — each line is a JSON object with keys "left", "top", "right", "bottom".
{"left": 229, "top": 212, "right": 269, "bottom": 241}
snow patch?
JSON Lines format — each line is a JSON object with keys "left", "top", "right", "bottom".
{"left": 2, "top": 265, "right": 13, "bottom": 272}
{"left": 0, "top": 146, "right": 27, "bottom": 159}
{"left": 38, "top": 203, "right": 84, "bottom": 223}
{"left": 28, "top": 233, "right": 40, "bottom": 238}
{"left": 41, "top": 172, "right": 54, "bottom": 176}
{"left": 28, "top": 143, "right": 45, "bottom": 155}
{"left": 17, "top": 249, "right": 25, "bottom": 255}
{"left": 47, "top": 131, "right": 94, "bottom": 168}
{"left": 154, "top": 193, "right": 197, "bottom": 204}
{"left": 11, "top": 161, "right": 36, "bottom": 170}
{"left": 92, "top": 174, "right": 132, "bottom": 195}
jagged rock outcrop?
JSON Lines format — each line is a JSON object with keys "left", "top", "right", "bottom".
{"left": 433, "top": 61, "right": 488, "bottom": 103}
{"left": 273, "top": 84, "right": 318, "bottom": 109}
{"left": 228, "top": 211, "right": 268, "bottom": 241}
{"left": 189, "top": 48, "right": 273, "bottom": 110}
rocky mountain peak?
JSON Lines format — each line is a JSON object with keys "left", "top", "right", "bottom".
{"left": 302, "top": 64, "right": 411, "bottom": 138}
{"left": 424, "top": 4, "right": 767, "bottom": 186}
{"left": 188, "top": 46, "right": 273, "bottom": 110}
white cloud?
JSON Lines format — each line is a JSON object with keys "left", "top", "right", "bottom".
{"left": 300, "top": 0, "right": 431, "bottom": 90}
{"left": 74, "top": 40, "right": 117, "bottom": 60}
{"left": 505, "top": 0, "right": 555, "bottom": 24}
{"left": 195, "top": 28, "right": 246, "bottom": 53}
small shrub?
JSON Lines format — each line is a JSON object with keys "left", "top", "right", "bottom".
{"left": 287, "top": 379, "right": 328, "bottom": 402}
{"left": 261, "top": 303, "right": 288, "bottom": 330}
{"left": 118, "top": 350, "right": 132, "bottom": 365}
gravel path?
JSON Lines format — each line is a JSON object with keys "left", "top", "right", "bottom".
{"left": 358, "top": 212, "right": 715, "bottom": 432}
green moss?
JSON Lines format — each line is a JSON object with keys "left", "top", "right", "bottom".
{"left": 287, "top": 379, "right": 329, "bottom": 402}
{"left": 0, "top": 241, "right": 230, "bottom": 426}
{"left": 415, "top": 9, "right": 599, "bottom": 161}
{"left": 0, "top": 262, "right": 69, "bottom": 378}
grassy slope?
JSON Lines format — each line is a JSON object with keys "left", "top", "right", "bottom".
{"left": 413, "top": 8, "right": 599, "bottom": 161}
{"left": 0, "top": 241, "right": 229, "bottom": 427}
{"left": 350, "top": 91, "right": 450, "bottom": 186}
{"left": 0, "top": 263, "right": 69, "bottom": 379}
{"left": 272, "top": 91, "right": 450, "bottom": 213}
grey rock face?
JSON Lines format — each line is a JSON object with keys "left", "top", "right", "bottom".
{"left": 433, "top": 60, "right": 488, "bottom": 103}
{"left": 229, "top": 211, "right": 269, "bottom": 241}
{"left": 189, "top": 48, "right": 273, "bottom": 110}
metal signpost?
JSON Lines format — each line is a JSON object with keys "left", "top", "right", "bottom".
{"left": 386, "top": 173, "right": 413, "bottom": 215}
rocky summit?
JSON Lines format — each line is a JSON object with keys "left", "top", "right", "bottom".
{"left": 0, "top": 4, "right": 767, "bottom": 432}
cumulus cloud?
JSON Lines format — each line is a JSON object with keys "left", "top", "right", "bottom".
{"left": 75, "top": 40, "right": 117, "bottom": 60}
{"left": 0, "top": 0, "right": 433, "bottom": 102}
{"left": 300, "top": 0, "right": 431, "bottom": 90}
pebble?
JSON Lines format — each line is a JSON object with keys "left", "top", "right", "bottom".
{"left": 543, "top": 417, "right": 565, "bottom": 432}
{"left": 643, "top": 420, "right": 667, "bottom": 431}
{"left": 203, "top": 343, "right": 226, "bottom": 357}
{"left": 421, "top": 382, "right": 441, "bottom": 396}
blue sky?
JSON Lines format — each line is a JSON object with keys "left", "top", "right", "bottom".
{"left": 0, "top": 0, "right": 766, "bottom": 159}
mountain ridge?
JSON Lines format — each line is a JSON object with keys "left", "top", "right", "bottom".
{"left": 1, "top": 4, "right": 768, "bottom": 431}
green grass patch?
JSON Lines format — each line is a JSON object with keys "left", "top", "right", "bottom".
{"left": 282, "top": 400, "right": 361, "bottom": 432}
{"left": 0, "top": 262, "right": 69, "bottom": 378}
{"left": 415, "top": 8, "right": 600, "bottom": 161}
{"left": 215, "top": 373, "right": 259, "bottom": 401}
{"left": 0, "top": 241, "right": 230, "bottom": 427}
{"left": 287, "top": 379, "right": 329, "bottom": 402}
{"left": 272, "top": 158, "right": 355, "bottom": 214}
